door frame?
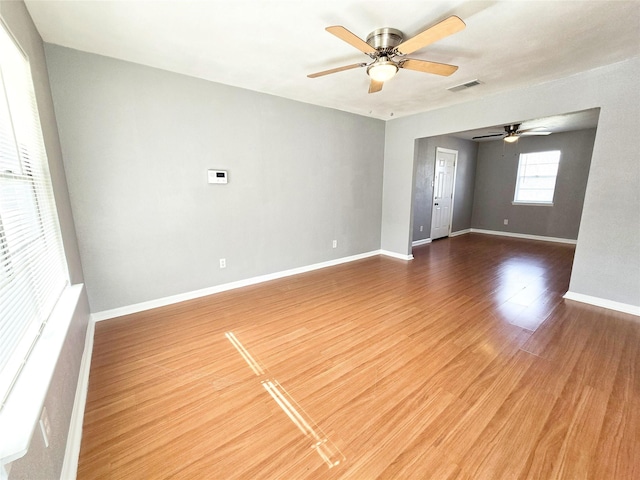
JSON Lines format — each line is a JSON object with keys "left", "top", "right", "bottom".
{"left": 431, "top": 147, "right": 459, "bottom": 238}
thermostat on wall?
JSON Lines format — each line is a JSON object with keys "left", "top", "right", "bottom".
{"left": 208, "top": 170, "right": 228, "bottom": 184}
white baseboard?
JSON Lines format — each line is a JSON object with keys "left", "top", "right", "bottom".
{"left": 449, "top": 229, "right": 471, "bottom": 237}
{"left": 92, "top": 250, "right": 382, "bottom": 322}
{"left": 412, "top": 238, "right": 432, "bottom": 246}
{"left": 60, "top": 318, "right": 95, "bottom": 480}
{"left": 380, "top": 250, "right": 414, "bottom": 261}
{"left": 470, "top": 228, "right": 577, "bottom": 245}
{"left": 563, "top": 291, "right": 640, "bottom": 317}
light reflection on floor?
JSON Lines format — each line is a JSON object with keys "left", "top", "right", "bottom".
{"left": 225, "top": 332, "right": 345, "bottom": 469}
{"left": 493, "top": 258, "right": 557, "bottom": 331}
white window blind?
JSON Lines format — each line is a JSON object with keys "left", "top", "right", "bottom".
{"left": 0, "top": 22, "right": 68, "bottom": 409}
{"left": 513, "top": 150, "right": 561, "bottom": 204}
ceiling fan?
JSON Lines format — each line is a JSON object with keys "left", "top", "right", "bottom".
{"left": 307, "top": 15, "right": 465, "bottom": 93}
{"left": 472, "top": 124, "right": 552, "bottom": 143}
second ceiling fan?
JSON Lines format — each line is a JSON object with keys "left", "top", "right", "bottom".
{"left": 308, "top": 15, "right": 466, "bottom": 93}
{"left": 472, "top": 124, "right": 553, "bottom": 143}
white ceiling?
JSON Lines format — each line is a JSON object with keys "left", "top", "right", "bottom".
{"left": 24, "top": 0, "right": 640, "bottom": 121}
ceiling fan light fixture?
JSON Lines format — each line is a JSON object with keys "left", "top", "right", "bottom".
{"left": 504, "top": 134, "right": 519, "bottom": 143}
{"left": 367, "top": 58, "right": 398, "bottom": 82}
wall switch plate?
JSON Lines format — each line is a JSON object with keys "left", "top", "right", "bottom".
{"left": 39, "top": 407, "right": 51, "bottom": 448}
{"left": 504, "top": 219, "right": 509, "bottom": 225}
{"left": 420, "top": 225, "right": 423, "bottom": 232}
{"left": 219, "top": 258, "right": 226, "bottom": 269}
{"left": 332, "top": 240, "right": 337, "bottom": 248}
{"left": 208, "top": 170, "right": 228, "bottom": 184}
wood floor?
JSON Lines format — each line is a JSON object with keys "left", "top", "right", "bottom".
{"left": 78, "top": 234, "right": 639, "bottom": 479}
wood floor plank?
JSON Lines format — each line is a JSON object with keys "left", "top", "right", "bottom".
{"left": 459, "top": 356, "right": 559, "bottom": 478}
{"left": 588, "top": 321, "right": 640, "bottom": 480}
{"left": 548, "top": 385, "right": 609, "bottom": 480}
{"left": 435, "top": 350, "right": 538, "bottom": 462}
{"left": 77, "top": 234, "right": 639, "bottom": 479}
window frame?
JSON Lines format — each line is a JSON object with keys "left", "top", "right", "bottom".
{"left": 512, "top": 150, "right": 561, "bottom": 206}
{"left": 0, "top": 18, "right": 69, "bottom": 411}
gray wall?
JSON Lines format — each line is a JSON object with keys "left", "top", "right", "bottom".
{"left": 0, "top": 2, "right": 88, "bottom": 479}
{"left": 412, "top": 135, "right": 477, "bottom": 242}
{"left": 44, "top": 45, "right": 386, "bottom": 313}
{"left": 471, "top": 129, "right": 596, "bottom": 239}
{"left": 383, "top": 57, "right": 640, "bottom": 308}
{"left": 450, "top": 138, "right": 478, "bottom": 234}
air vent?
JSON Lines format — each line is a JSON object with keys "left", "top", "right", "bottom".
{"left": 448, "top": 79, "right": 482, "bottom": 92}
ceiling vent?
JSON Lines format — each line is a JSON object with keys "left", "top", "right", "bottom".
{"left": 447, "top": 79, "right": 482, "bottom": 92}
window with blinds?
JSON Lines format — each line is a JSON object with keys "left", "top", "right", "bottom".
{"left": 513, "top": 150, "right": 561, "bottom": 205}
{"left": 0, "top": 22, "right": 68, "bottom": 409}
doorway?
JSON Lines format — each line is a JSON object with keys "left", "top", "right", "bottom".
{"left": 410, "top": 109, "right": 599, "bottom": 255}
{"left": 431, "top": 147, "right": 458, "bottom": 240}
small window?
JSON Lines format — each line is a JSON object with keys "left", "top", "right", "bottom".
{"left": 513, "top": 150, "right": 561, "bottom": 205}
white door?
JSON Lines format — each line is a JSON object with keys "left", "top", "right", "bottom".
{"left": 430, "top": 147, "right": 458, "bottom": 240}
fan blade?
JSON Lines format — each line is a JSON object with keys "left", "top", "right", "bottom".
{"left": 368, "top": 79, "right": 383, "bottom": 93}
{"left": 307, "top": 63, "right": 366, "bottom": 78}
{"left": 519, "top": 126, "right": 548, "bottom": 132}
{"left": 400, "top": 59, "right": 458, "bottom": 76}
{"left": 472, "top": 133, "right": 504, "bottom": 139}
{"left": 518, "top": 131, "right": 552, "bottom": 136}
{"left": 396, "top": 15, "right": 466, "bottom": 55}
{"left": 326, "top": 26, "right": 377, "bottom": 55}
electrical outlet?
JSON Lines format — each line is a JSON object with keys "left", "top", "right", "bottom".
{"left": 504, "top": 219, "right": 509, "bottom": 225}
{"left": 420, "top": 225, "right": 423, "bottom": 232}
{"left": 219, "top": 258, "right": 226, "bottom": 269}
{"left": 39, "top": 407, "right": 51, "bottom": 448}
{"left": 332, "top": 240, "right": 337, "bottom": 249}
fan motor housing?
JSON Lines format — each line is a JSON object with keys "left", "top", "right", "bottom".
{"left": 366, "top": 28, "right": 403, "bottom": 51}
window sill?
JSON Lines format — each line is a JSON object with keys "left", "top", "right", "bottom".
{"left": 0, "top": 284, "right": 84, "bottom": 466}
{"left": 511, "top": 202, "right": 554, "bottom": 207}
